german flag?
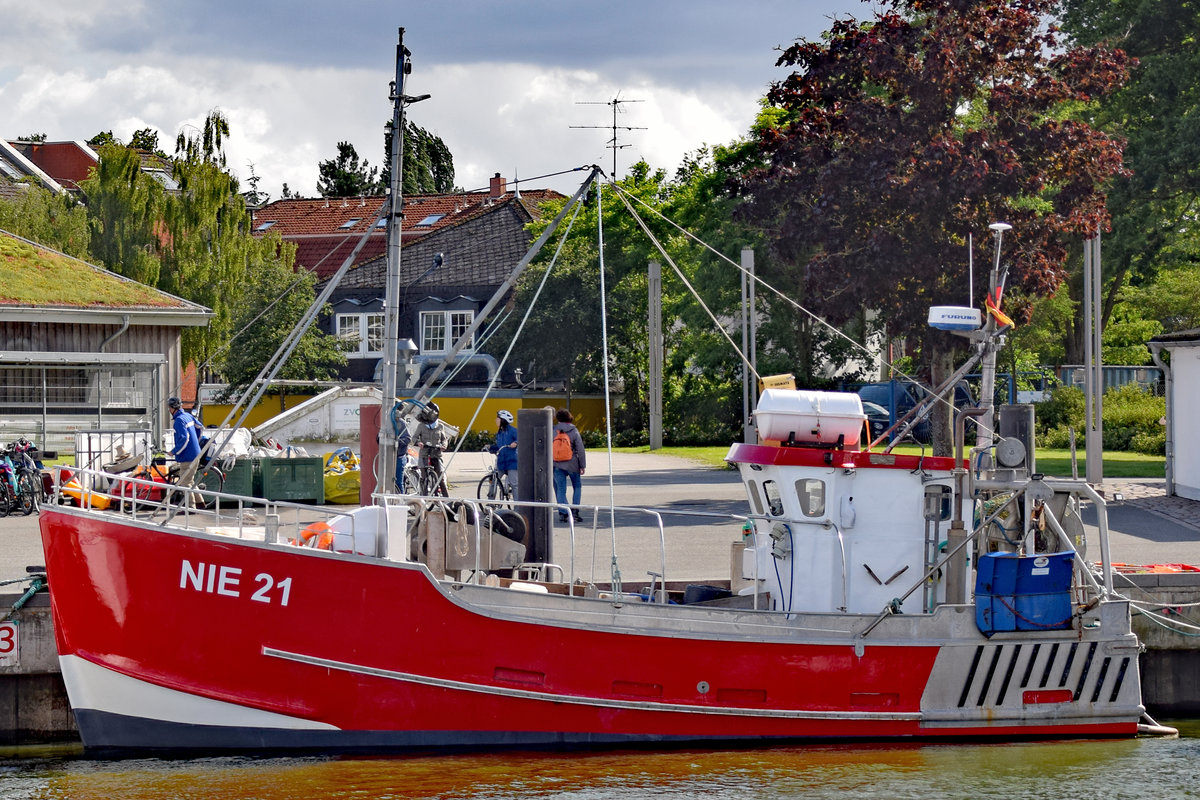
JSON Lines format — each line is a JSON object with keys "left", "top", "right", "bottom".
{"left": 986, "top": 289, "right": 1014, "bottom": 328}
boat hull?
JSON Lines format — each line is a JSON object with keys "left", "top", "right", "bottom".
{"left": 39, "top": 506, "right": 1141, "bottom": 753}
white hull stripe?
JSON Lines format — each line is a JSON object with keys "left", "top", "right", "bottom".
{"left": 61, "top": 655, "right": 339, "bottom": 730}
{"left": 262, "top": 646, "right": 922, "bottom": 722}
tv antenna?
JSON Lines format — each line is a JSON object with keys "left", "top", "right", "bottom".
{"left": 571, "top": 94, "right": 647, "bottom": 180}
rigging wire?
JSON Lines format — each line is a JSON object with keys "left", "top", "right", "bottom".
{"left": 440, "top": 191, "right": 588, "bottom": 470}
{"left": 596, "top": 172, "right": 622, "bottom": 595}
{"left": 610, "top": 183, "right": 971, "bottom": 420}
{"left": 608, "top": 183, "right": 761, "bottom": 384}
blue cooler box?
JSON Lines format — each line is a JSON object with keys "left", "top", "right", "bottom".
{"left": 975, "top": 551, "right": 1074, "bottom": 636}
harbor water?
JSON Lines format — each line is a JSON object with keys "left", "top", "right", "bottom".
{"left": 0, "top": 723, "right": 1196, "bottom": 799}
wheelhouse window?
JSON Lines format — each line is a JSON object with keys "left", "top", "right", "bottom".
{"left": 335, "top": 312, "right": 384, "bottom": 357}
{"left": 796, "top": 478, "right": 826, "bottom": 517}
{"left": 763, "top": 480, "right": 785, "bottom": 517}
{"left": 421, "top": 310, "right": 474, "bottom": 354}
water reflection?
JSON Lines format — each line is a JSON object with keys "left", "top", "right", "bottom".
{"left": 1, "top": 725, "right": 1195, "bottom": 800}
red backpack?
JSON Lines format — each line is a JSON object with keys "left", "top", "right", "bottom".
{"left": 552, "top": 430, "right": 573, "bottom": 462}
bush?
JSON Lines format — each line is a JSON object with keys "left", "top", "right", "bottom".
{"left": 1033, "top": 383, "right": 1164, "bottom": 452}
{"left": 1130, "top": 430, "right": 1166, "bottom": 456}
{"left": 1036, "top": 386, "right": 1084, "bottom": 432}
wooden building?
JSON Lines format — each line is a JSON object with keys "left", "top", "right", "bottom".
{"left": 0, "top": 230, "right": 211, "bottom": 453}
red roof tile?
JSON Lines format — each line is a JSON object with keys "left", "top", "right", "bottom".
{"left": 254, "top": 189, "right": 563, "bottom": 278}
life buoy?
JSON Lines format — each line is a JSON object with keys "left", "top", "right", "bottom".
{"left": 290, "top": 520, "right": 334, "bottom": 550}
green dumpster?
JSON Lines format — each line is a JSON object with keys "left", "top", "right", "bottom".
{"left": 257, "top": 457, "right": 325, "bottom": 504}
{"left": 197, "top": 458, "right": 255, "bottom": 506}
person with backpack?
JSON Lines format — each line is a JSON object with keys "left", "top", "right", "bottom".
{"left": 552, "top": 408, "right": 586, "bottom": 523}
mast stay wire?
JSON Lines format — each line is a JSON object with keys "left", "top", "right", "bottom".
{"left": 610, "top": 183, "right": 983, "bottom": 426}
{"left": 607, "top": 183, "right": 761, "bottom": 385}
{"left": 439, "top": 193, "right": 588, "bottom": 473}
{"left": 596, "top": 171, "right": 623, "bottom": 590}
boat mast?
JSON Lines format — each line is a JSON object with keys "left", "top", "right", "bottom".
{"left": 379, "top": 28, "right": 427, "bottom": 493}
{"left": 976, "top": 222, "right": 1010, "bottom": 452}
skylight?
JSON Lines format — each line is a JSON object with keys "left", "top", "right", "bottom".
{"left": 416, "top": 213, "right": 445, "bottom": 227}
{"left": 145, "top": 169, "right": 180, "bottom": 191}
{"left": 339, "top": 218, "right": 362, "bottom": 229}
{"left": 0, "top": 157, "right": 22, "bottom": 180}
{"left": 375, "top": 218, "right": 388, "bottom": 228}
{"left": 254, "top": 220, "right": 277, "bottom": 232}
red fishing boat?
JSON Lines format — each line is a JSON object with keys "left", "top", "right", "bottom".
{"left": 37, "top": 30, "right": 1168, "bottom": 754}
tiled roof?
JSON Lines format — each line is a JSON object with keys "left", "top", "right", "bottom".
{"left": 254, "top": 189, "right": 563, "bottom": 279}
{"left": 6, "top": 140, "right": 98, "bottom": 191}
{"left": 337, "top": 192, "right": 560, "bottom": 291}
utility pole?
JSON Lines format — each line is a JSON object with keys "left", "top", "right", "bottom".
{"left": 571, "top": 94, "right": 647, "bottom": 180}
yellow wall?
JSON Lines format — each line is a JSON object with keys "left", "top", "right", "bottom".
{"left": 201, "top": 390, "right": 613, "bottom": 436}
{"left": 200, "top": 393, "right": 314, "bottom": 429}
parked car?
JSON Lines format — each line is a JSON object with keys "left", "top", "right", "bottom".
{"left": 855, "top": 379, "right": 975, "bottom": 445}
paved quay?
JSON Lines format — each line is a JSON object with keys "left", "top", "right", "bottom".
{"left": 2, "top": 453, "right": 1198, "bottom": 579}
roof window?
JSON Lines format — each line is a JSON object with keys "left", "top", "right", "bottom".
{"left": 339, "top": 218, "right": 362, "bottom": 229}
{"left": 254, "top": 220, "right": 277, "bottom": 232}
{"left": 416, "top": 214, "right": 445, "bottom": 227}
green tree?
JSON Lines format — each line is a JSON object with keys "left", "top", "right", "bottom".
{"left": 316, "top": 141, "right": 381, "bottom": 197}
{"left": 382, "top": 120, "right": 456, "bottom": 193}
{"left": 130, "top": 128, "right": 167, "bottom": 157}
{"left": 161, "top": 110, "right": 282, "bottom": 372}
{"left": 0, "top": 184, "right": 90, "bottom": 258}
{"left": 736, "top": 0, "right": 1129, "bottom": 453}
{"left": 79, "top": 144, "right": 165, "bottom": 285}
{"left": 1061, "top": 0, "right": 1200, "bottom": 355}
{"left": 220, "top": 233, "right": 346, "bottom": 394}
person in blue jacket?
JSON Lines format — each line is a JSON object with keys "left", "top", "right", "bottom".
{"left": 487, "top": 409, "right": 518, "bottom": 496}
{"left": 168, "top": 396, "right": 202, "bottom": 490}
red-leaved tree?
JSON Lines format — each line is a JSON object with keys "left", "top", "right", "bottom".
{"left": 736, "top": 0, "right": 1129, "bottom": 452}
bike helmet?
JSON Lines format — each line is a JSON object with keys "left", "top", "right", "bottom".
{"left": 416, "top": 401, "right": 440, "bottom": 425}
{"left": 496, "top": 409, "right": 514, "bottom": 423}
{"left": 168, "top": 397, "right": 182, "bottom": 410}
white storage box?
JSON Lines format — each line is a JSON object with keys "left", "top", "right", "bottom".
{"left": 754, "top": 389, "right": 865, "bottom": 445}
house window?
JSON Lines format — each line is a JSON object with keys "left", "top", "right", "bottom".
{"left": 336, "top": 312, "right": 385, "bottom": 357}
{"left": 421, "top": 310, "right": 474, "bottom": 353}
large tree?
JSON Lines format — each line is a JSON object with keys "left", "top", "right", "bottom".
{"left": 383, "top": 120, "right": 456, "bottom": 194}
{"left": 736, "top": 0, "right": 1129, "bottom": 452}
{"left": 1060, "top": 0, "right": 1200, "bottom": 347}
{"left": 220, "top": 233, "right": 347, "bottom": 395}
{"left": 0, "top": 184, "right": 90, "bottom": 258}
{"left": 316, "top": 141, "right": 382, "bottom": 197}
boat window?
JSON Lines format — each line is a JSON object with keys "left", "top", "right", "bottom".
{"left": 924, "top": 485, "right": 952, "bottom": 521}
{"left": 763, "top": 481, "right": 785, "bottom": 517}
{"left": 745, "top": 480, "right": 764, "bottom": 515}
{"left": 795, "top": 478, "right": 826, "bottom": 517}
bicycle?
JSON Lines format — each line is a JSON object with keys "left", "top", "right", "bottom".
{"left": 0, "top": 441, "right": 39, "bottom": 516}
{"left": 476, "top": 451, "right": 513, "bottom": 503}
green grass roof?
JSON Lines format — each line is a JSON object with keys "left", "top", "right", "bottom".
{"left": 0, "top": 230, "right": 181, "bottom": 309}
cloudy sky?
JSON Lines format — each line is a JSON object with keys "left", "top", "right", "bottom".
{"left": 3, "top": 0, "right": 868, "bottom": 199}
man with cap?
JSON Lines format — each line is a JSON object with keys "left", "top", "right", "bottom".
{"left": 168, "top": 397, "right": 203, "bottom": 498}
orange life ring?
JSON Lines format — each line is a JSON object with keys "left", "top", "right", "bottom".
{"left": 290, "top": 521, "right": 334, "bottom": 550}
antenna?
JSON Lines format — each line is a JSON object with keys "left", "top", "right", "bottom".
{"left": 571, "top": 93, "right": 647, "bottom": 180}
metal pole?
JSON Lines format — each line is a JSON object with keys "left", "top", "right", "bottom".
{"left": 648, "top": 260, "right": 662, "bottom": 450}
{"left": 1087, "top": 230, "right": 1104, "bottom": 483}
{"left": 380, "top": 28, "right": 410, "bottom": 494}
{"left": 744, "top": 248, "right": 757, "bottom": 443}
{"left": 741, "top": 253, "right": 750, "bottom": 444}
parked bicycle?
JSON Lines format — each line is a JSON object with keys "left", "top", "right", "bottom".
{"left": 111, "top": 452, "right": 226, "bottom": 511}
{"left": 476, "top": 451, "right": 514, "bottom": 503}
{"left": 0, "top": 439, "right": 40, "bottom": 516}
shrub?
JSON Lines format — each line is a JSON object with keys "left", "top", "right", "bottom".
{"left": 1033, "top": 383, "right": 1163, "bottom": 452}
